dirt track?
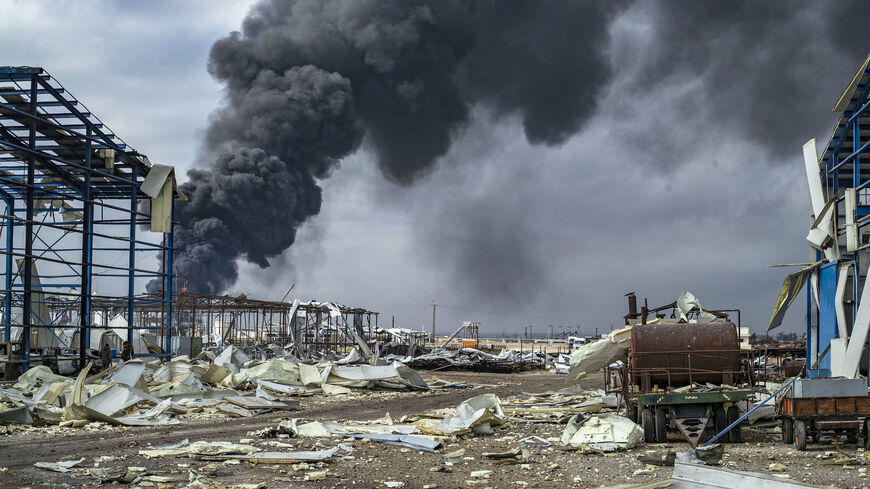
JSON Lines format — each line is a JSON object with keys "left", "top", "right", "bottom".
{"left": 1, "top": 371, "right": 868, "bottom": 488}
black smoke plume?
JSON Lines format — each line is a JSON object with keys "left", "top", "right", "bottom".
{"left": 157, "top": 0, "right": 627, "bottom": 294}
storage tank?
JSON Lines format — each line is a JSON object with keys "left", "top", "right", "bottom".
{"left": 630, "top": 322, "right": 740, "bottom": 388}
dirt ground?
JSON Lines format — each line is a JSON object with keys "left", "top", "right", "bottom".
{"left": 1, "top": 370, "right": 868, "bottom": 488}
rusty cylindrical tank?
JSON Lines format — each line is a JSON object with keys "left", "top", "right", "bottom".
{"left": 630, "top": 322, "right": 740, "bottom": 388}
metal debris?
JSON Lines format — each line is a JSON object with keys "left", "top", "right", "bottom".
{"left": 33, "top": 457, "right": 84, "bottom": 472}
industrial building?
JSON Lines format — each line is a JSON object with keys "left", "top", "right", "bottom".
{"left": 0, "top": 66, "right": 179, "bottom": 375}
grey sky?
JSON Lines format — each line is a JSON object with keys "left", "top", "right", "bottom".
{"left": 1, "top": 1, "right": 863, "bottom": 336}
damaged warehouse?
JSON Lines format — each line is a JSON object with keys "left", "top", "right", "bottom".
{"left": 8, "top": 2, "right": 870, "bottom": 488}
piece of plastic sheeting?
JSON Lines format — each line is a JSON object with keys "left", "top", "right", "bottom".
{"left": 417, "top": 394, "right": 505, "bottom": 436}
{"left": 321, "top": 383, "right": 352, "bottom": 395}
{"left": 140, "top": 164, "right": 181, "bottom": 233}
{"left": 211, "top": 447, "right": 339, "bottom": 463}
{"left": 836, "top": 263, "right": 851, "bottom": 338}
{"left": 225, "top": 396, "right": 298, "bottom": 411}
{"left": 767, "top": 262, "right": 820, "bottom": 331}
{"left": 0, "top": 406, "right": 34, "bottom": 424}
{"left": 336, "top": 348, "right": 361, "bottom": 365}
{"left": 560, "top": 413, "right": 643, "bottom": 451}
{"left": 298, "top": 363, "right": 322, "bottom": 386}
{"left": 34, "top": 458, "right": 84, "bottom": 472}
{"left": 256, "top": 379, "right": 303, "bottom": 395}
{"left": 110, "top": 361, "right": 146, "bottom": 388}
{"left": 16, "top": 366, "right": 69, "bottom": 388}
{"left": 676, "top": 291, "right": 717, "bottom": 322}
{"left": 568, "top": 326, "right": 632, "bottom": 379}
{"left": 342, "top": 433, "right": 441, "bottom": 452}
{"left": 282, "top": 419, "right": 333, "bottom": 437}
{"left": 214, "top": 346, "right": 251, "bottom": 375}
{"left": 84, "top": 384, "right": 151, "bottom": 417}
{"left": 188, "top": 441, "right": 260, "bottom": 456}
{"left": 243, "top": 359, "right": 301, "bottom": 384}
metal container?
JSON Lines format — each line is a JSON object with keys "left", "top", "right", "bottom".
{"left": 630, "top": 322, "right": 740, "bottom": 388}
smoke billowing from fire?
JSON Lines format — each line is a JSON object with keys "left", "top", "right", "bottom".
{"left": 157, "top": 0, "right": 870, "bottom": 297}
{"left": 156, "top": 0, "right": 626, "bottom": 293}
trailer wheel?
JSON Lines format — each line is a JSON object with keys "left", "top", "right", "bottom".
{"left": 642, "top": 408, "right": 655, "bottom": 443}
{"left": 782, "top": 418, "right": 794, "bottom": 444}
{"left": 846, "top": 431, "right": 857, "bottom": 445}
{"left": 863, "top": 419, "right": 870, "bottom": 450}
{"left": 629, "top": 403, "right": 639, "bottom": 424}
{"left": 726, "top": 406, "right": 741, "bottom": 443}
{"left": 713, "top": 406, "right": 727, "bottom": 436}
{"left": 655, "top": 406, "right": 668, "bottom": 443}
{"left": 794, "top": 419, "right": 807, "bottom": 451}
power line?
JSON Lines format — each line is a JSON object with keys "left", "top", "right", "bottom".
{"left": 433, "top": 304, "right": 612, "bottom": 324}
{"left": 367, "top": 302, "right": 615, "bottom": 324}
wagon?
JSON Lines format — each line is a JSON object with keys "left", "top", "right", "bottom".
{"left": 776, "top": 378, "right": 870, "bottom": 450}
{"left": 627, "top": 389, "right": 755, "bottom": 447}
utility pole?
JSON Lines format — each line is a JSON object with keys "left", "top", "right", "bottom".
{"left": 431, "top": 299, "right": 437, "bottom": 343}
{"left": 392, "top": 315, "right": 395, "bottom": 328}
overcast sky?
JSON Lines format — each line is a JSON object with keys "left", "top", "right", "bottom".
{"left": 2, "top": 1, "right": 866, "bottom": 337}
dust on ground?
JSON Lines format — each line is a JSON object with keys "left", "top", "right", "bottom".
{"left": 1, "top": 370, "right": 866, "bottom": 488}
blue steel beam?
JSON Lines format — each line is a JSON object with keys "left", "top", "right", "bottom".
{"left": 3, "top": 196, "right": 11, "bottom": 348}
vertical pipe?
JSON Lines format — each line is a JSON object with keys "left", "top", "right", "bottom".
{"left": 626, "top": 293, "right": 637, "bottom": 324}
{"left": 3, "top": 196, "right": 13, "bottom": 347}
{"left": 127, "top": 164, "right": 136, "bottom": 345}
{"left": 164, "top": 198, "right": 174, "bottom": 360}
{"left": 431, "top": 300, "right": 436, "bottom": 343}
{"left": 22, "top": 74, "right": 37, "bottom": 371}
{"left": 79, "top": 125, "right": 93, "bottom": 368}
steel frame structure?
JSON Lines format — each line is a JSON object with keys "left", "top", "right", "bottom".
{"left": 0, "top": 66, "right": 175, "bottom": 372}
{"left": 808, "top": 57, "right": 870, "bottom": 377}
{"left": 130, "top": 292, "right": 380, "bottom": 358}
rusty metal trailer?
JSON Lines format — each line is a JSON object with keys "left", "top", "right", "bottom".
{"left": 611, "top": 294, "right": 754, "bottom": 446}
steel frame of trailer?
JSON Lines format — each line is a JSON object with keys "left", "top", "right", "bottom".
{"left": 0, "top": 66, "right": 174, "bottom": 371}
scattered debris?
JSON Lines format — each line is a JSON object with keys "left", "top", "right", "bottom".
{"left": 33, "top": 458, "right": 85, "bottom": 472}
{"left": 561, "top": 413, "right": 644, "bottom": 451}
{"left": 675, "top": 444, "right": 724, "bottom": 466}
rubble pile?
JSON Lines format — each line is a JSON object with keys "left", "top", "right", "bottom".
{"left": 403, "top": 347, "right": 549, "bottom": 372}
{"left": 0, "top": 345, "right": 430, "bottom": 428}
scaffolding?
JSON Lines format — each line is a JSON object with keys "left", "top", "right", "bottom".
{"left": 0, "top": 66, "right": 177, "bottom": 373}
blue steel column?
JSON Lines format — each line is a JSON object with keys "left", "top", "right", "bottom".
{"left": 21, "top": 74, "right": 37, "bottom": 371}
{"left": 3, "top": 197, "right": 12, "bottom": 346}
{"left": 127, "top": 166, "right": 136, "bottom": 345}
{"left": 164, "top": 198, "right": 175, "bottom": 360}
{"left": 855, "top": 112, "right": 862, "bottom": 324}
{"left": 79, "top": 126, "right": 92, "bottom": 368}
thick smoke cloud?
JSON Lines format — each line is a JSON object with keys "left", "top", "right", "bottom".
{"left": 161, "top": 0, "right": 870, "bottom": 299}
{"left": 616, "top": 1, "right": 870, "bottom": 167}
{"left": 164, "top": 0, "right": 627, "bottom": 293}
{"left": 153, "top": 65, "right": 361, "bottom": 293}
{"left": 406, "top": 0, "right": 870, "bottom": 306}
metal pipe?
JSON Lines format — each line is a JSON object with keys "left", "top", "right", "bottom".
{"left": 79, "top": 124, "right": 92, "bottom": 367}
{"left": 703, "top": 375, "right": 800, "bottom": 447}
{"left": 21, "top": 74, "right": 37, "bottom": 371}
{"left": 127, "top": 163, "right": 137, "bottom": 345}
